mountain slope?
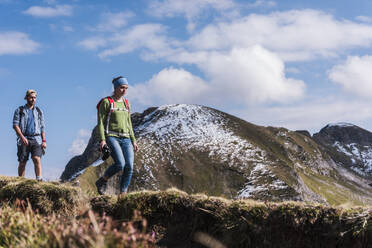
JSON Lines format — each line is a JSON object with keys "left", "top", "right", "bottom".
{"left": 313, "top": 123, "right": 372, "bottom": 180}
{"left": 63, "top": 104, "right": 372, "bottom": 205}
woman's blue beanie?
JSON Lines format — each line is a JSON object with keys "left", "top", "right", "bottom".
{"left": 112, "top": 77, "right": 129, "bottom": 89}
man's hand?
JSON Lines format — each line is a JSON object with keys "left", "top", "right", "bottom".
{"left": 133, "top": 142, "right": 139, "bottom": 152}
{"left": 21, "top": 136, "right": 29, "bottom": 146}
{"left": 42, "top": 142, "right": 47, "bottom": 149}
{"left": 100, "top": 140, "right": 106, "bottom": 151}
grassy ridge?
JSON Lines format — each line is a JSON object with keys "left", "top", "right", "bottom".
{"left": 0, "top": 176, "right": 154, "bottom": 248}
{"left": 91, "top": 189, "right": 372, "bottom": 248}
{"left": 0, "top": 176, "right": 84, "bottom": 215}
{"left": 1, "top": 176, "right": 372, "bottom": 247}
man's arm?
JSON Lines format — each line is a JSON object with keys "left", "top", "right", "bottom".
{"left": 39, "top": 108, "right": 46, "bottom": 149}
{"left": 13, "top": 125, "right": 28, "bottom": 146}
{"left": 13, "top": 108, "right": 28, "bottom": 146}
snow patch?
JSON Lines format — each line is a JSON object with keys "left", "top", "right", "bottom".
{"left": 327, "top": 122, "right": 355, "bottom": 128}
{"left": 136, "top": 104, "right": 267, "bottom": 170}
{"left": 333, "top": 141, "right": 372, "bottom": 175}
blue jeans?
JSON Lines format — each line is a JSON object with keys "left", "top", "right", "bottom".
{"left": 104, "top": 136, "right": 134, "bottom": 193}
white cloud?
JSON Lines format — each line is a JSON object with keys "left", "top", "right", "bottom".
{"left": 68, "top": 129, "right": 91, "bottom": 156}
{"left": 79, "top": 8, "right": 372, "bottom": 111}
{"left": 356, "top": 16, "right": 372, "bottom": 23}
{"left": 23, "top": 5, "right": 73, "bottom": 18}
{"left": 329, "top": 55, "right": 372, "bottom": 98}
{"left": 248, "top": 0, "right": 276, "bottom": 8}
{"left": 83, "top": 9, "right": 372, "bottom": 63}
{"left": 132, "top": 46, "right": 305, "bottom": 107}
{"left": 79, "top": 37, "right": 107, "bottom": 50}
{"left": 0, "top": 32, "right": 40, "bottom": 55}
{"left": 199, "top": 46, "right": 305, "bottom": 104}
{"left": 187, "top": 9, "right": 372, "bottom": 61}
{"left": 148, "top": 0, "right": 236, "bottom": 18}
{"left": 131, "top": 67, "right": 209, "bottom": 105}
{"left": 148, "top": 0, "right": 237, "bottom": 31}
{"left": 97, "top": 24, "right": 171, "bottom": 58}
{"left": 96, "top": 11, "right": 134, "bottom": 32}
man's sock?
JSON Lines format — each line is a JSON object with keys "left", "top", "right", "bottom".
{"left": 36, "top": 176, "right": 43, "bottom": 181}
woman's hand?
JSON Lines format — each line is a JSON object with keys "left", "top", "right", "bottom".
{"left": 133, "top": 142, "right": 139, "bottom": 152}
{"left": 100, "top": 140, "right": 106, "bottom": 151}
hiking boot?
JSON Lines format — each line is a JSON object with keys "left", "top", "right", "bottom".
{"left": 95, "top": 177, "right": 107, "bottom": 195}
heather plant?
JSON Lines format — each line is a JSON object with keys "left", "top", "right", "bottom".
{"left": 0, "top": 200, "right": 155, "bottom": 248}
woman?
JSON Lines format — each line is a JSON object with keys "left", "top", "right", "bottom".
{"left": 95, "top": 76, "right": 138, "bottom": 197}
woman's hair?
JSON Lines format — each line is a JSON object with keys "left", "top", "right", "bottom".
{"left": 112, "top": 76, "right": 123, "bottom": 84}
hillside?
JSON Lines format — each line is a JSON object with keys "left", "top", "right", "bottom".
{"left": 62, "top": 104, "right": 372, "bottom": 206}
{"left": 1, "top": 176, "right": 372, "bottom": 248}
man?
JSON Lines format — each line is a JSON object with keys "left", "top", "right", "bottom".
{"left": 13, "top": 89, "right": 46, "bottom": 181}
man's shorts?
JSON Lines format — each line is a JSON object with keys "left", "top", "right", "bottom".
{"left": 17, "top": 139, "right": 43, "bottom": 162}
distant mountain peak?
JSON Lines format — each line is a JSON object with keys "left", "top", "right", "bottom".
{"left": 314, "top": 122, "right": 372, "bottom": 179}
{"left": 325, "top": 122, "right": 356, "bottom": 128}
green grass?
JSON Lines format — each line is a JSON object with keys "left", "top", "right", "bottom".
{"left": 298, "top": 169, "right": 372, "bottom": 206}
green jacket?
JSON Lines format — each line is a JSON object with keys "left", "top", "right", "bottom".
{"left": 98, "top": 98, "right": 136, "bottom": 143}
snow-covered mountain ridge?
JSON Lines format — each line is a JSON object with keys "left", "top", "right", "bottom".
{"left": 314, "top": 123, "right": 372, "bottom": 180}
{"left": 62, "top": 104, "right": 372, "bottom": 205}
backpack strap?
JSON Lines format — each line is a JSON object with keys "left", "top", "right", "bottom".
{"left": 35, "top": 106, "right": 42, "bottom": 120}
{"left": 103, "top": 97, "right": 115, "bottom": 135}
{"left": 124, "top": 98, "right": 130, "bottom": 112}
{"left": 106, "top": 96, "right": 115, "bottom": 109}
{"left": 19, "top": 106, "right": 24, "bottom": 116}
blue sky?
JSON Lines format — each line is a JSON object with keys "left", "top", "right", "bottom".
{"left": 2, "top": 0, "right": 372, "bottom": 179}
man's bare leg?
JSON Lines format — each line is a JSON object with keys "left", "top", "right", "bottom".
{"left": 18, "top": 161, "right": 26, "bottom": 177}
{"left": 32, "top": 156, "right": 42, "bottom": 180}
